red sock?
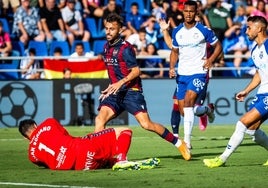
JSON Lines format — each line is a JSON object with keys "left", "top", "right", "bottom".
{"left": 116, "top": 130, "right": 132, "bottom": 162}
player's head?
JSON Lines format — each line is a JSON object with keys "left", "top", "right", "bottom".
{"left": 18, "top": 119, "right": 37, "bottom": 139}
{"left": 183, "top": 1, "right": 198, "bottom": 24}
{"left": 246, "top": 15, "right": 267, "bottom": 41}
{"left": 105, "top": 13, "right": 124, "bottom": 43}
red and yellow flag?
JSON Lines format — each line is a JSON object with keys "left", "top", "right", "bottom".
{"left": 43, "top": 59, "right": 108, "bottom": 79}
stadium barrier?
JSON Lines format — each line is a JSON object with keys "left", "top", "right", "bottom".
{"left": 0, "top": 78, "right": 255, "bottom": 128}
{"left": 0, "top": 54, "right": 254, "bottom": 80}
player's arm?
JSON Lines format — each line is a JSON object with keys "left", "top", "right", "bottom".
{"left": 236, "top": 71, "right": 261, "bottom": 102}
{"left": 158, "top": 18, "right": 172, "bottom": 49}
{"left": 206, "top": 41, "right": 222, "bottom": 69}
{"left": 169, "top": 47, "right": 179, "bottom": 78}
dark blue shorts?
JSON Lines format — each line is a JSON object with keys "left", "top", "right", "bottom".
{"left": 98, "top": 90, "right": 148, "bottom": 116}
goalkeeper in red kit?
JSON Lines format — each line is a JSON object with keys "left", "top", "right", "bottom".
{"left": 19, "top": 118, "right": 160, "bottom": 170}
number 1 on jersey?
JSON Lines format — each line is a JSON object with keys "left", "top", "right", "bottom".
{"left": 38, "top": 143, "right": 55, "bottom": 156}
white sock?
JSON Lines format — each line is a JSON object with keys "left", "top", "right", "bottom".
{"left": 183, "top": 107, "right": 194, "bottom": 147}
{"left": 253, "top": 129, "right": 268, "bottom": 150}
{"left": 220, "top": 121, "right": 247, "bottom": 162}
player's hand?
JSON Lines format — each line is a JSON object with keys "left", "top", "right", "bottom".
{"left": 202, "top": 57, "right": 212, "bottom": 71}
{"left": 236, "top": 90, "right": 248, "bottom": 102}
{"left": 169, "top": 68, "right": 176, "bottom": 78}
{"left": 158, "top": 18, "right": 170, "bottom": 32}
{"left": 98, "top": 82, "right": 122, "bottom": 101}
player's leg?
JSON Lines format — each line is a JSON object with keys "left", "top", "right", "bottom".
{"left": 94, "top": 95, "right": 121, "bottom": 132}
{"left": 114, "top": 127, "right": 133, "bottom": 162}
{"left": 94, "top": 106, "right": 116, "bottom": 132}
{"left": 193, "top": 83, "right": 215, "bottom": 127}
{"left": 171, "top": 94, "right": 181, "bottom": 137}
{"left": 135, "top": 111, "right": 191, "bottom": 161}
{"left": 182, "top": 90, "right": 197, "bottom": 149}
{"left": 195, "top": 83, "right": 208, "bottom": 131}
{"left": 203, "top": 108, "right": 262, "bottom": 168}
{"left": 124, "top": 90, "right": 190, "bottom": 160}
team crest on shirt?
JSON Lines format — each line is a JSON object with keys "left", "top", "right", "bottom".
{"left": 263, "top": 97, "right": 268, "bottom": 110}
{"left": 113, "top": 49, "right": 119, "bottom": 56}
{"left": 259, "top": 51, "right": 263, "bottom": 59}
{"left": 193, "top": 33, "right": 199, "bottom": 39}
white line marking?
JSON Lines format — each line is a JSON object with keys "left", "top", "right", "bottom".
{"left": 0, "top": 182, "right": 98, "bottom": 188}
{"left": 0, "top": 139, "right": 23, "bottom": 141}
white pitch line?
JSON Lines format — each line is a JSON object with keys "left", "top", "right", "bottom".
{"left": 0, "top": 182, "right": 98, "bottom": 188}
{"left": 0, "top": 138, "right": 23, "bottom": 141}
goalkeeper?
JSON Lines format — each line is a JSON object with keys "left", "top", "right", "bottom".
{"left": 19, "top": 118, "right": 159, "bottom": 170}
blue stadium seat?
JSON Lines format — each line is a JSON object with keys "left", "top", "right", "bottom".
{"left": 28, "top": 41, "right": 48, "bottom": 56}
{"left": 12, "top": 41, "right": 25, "bottom": 56}
{"left": 0, "top": 51, "right": 20, "bottom": 80}
{"left": 0, "top": 18, "right": 10, "bottom": 33}
{"left": 84, "top": 18, "right": 106, "bottom": 39}
{"left": 71, "top": 40, "right": 91, "bottom": 53}
{"left": 49, "top": 41, "right": 70, "bottom": 56}
{"left": 92, "top": 40, "right": 106, "bottom": 55}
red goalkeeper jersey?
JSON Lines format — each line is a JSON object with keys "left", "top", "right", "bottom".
{"left": 28, "top": 118, "right": 117, "bottom": 170}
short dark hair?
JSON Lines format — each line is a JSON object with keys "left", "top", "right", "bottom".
{"left": 18, "top": 119, "right": 36, "bottom": 138}
{"left": 131, "top": 2, "right": 139, "bottom": 8}
{"left": 184, "top": 0, "right": 198, "bottom": 10}
{"left": 63, "top": 67, "right": 71, "bottom": 73}
{"left": 247, "top": 15, "right": 268, "bottom": 29}
{"left": 29, "top": 48, "right": 36, "bottom": 55}
{"left": 106, "top": 13, "right": 124, "bottom": 27}
{"left": 75, "top": 42, "right": 84, "bottom": 48}
{"left": 54, "top": 47, "right": 63, "bottom": 54}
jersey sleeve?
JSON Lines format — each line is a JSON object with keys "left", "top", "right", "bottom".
{"left": 122, "top": 45, "right": 138, "bottom": 69}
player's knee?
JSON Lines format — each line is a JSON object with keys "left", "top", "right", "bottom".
{"left": 139, "top": 121, "right": 151, "bottom": 130}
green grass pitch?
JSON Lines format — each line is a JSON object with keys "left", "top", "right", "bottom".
{"left": 0, "top": 125, "right": 267, "bottom": 188}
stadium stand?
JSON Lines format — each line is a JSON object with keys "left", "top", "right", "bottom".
{"left": 84, "top": 18, "right": 106, "bottom": 40}
{"left": 28, "top": 41, "right": 48, "bottom": 56}
{"left": 71, "top": 40, "right": 91, "bottom": 53}
{"left": 49, "top": 41, "right": 70, "bottom": 56}
{"left": 92, "top": 40, "right": 106, "bottom": 55}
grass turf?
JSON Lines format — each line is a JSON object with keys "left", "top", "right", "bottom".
{"left": 0, "top": 125, "right": 267, "bottom": 188}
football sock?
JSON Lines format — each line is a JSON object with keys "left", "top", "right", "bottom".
{"left": 253, "top": 129, "right": 268, "bottom": 150}
{"left": 193, "top": 105, "right": 209, "bottom": 116}
{"left": 220, "top": 121, "right": 247, "bottom": 162}
{"left": 161, "top": 128, "right": 181, "bottom": 147}
{"left": 171, "top": 103, "right": 181, "bottom": 134}
{"left": 116, "top": 130, "right": 132, "bottom": 162}
{"left": 183, "top": 107, "right": 194, "bottom": 146}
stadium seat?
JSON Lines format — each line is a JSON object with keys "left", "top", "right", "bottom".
{"left": 28, "top": 41, "right": 48, "bottom": 56}
{"left": 71, "top": 40, "right": 91, "bottom": 53}
{"left": 84, "top": 18, "right": 106, "bottom": 39}
{"left": 0, "top": 18, "right": 11, "bottom": 33}
{"left": 11, "top": 41, "right": 25, "bottom": 56}
{"left": 49, "top": 41, "right": 70, "bottom": 56}
{"left": 92, "top": 40, "right": 106, "bottom": 55}
{"left": 0, "top": 51, "right": 20, "bottom": 80}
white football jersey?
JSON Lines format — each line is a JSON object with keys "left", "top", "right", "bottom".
{"left": 172, "top": 22, "right": 218, "bottom": 75}
{"left": 251, "top": 39, "right": 268, "bottom": 94}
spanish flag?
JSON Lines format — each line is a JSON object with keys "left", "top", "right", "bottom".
{"left": 43, "top": 59, "right": 108, "bottom": 79}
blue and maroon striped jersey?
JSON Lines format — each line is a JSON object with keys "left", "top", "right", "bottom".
{"left": 103, "top": 38, "right": 143, "bottom": 91}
